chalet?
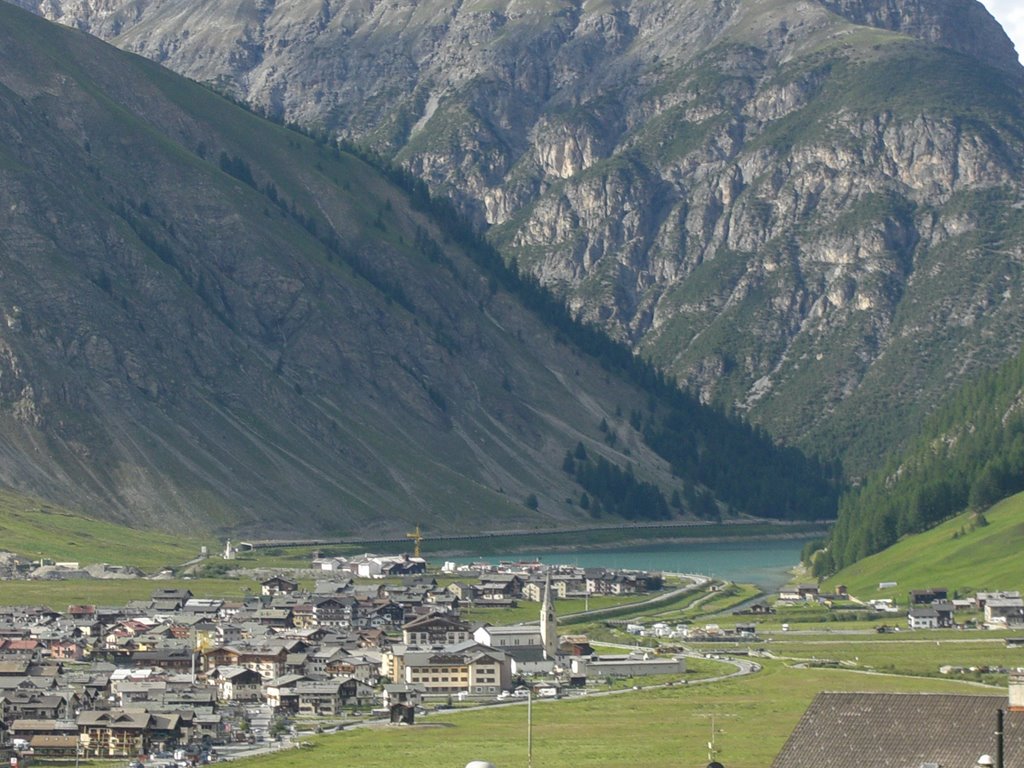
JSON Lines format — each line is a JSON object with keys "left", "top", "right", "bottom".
{"left": 0, "top": 692, "right": 75, "bottom": 721}
{"left": 977, "top": 591, "right": 1022, "bottom": 609}
{"left": 209, "top": 666, "right": 263, "bottom": 702}
{"left": 402, "top": 613, "right": 471, "bottom": 646}
{"left": 182, "top": 599, "right": 224, "bottom": 618}
{"left": 150, "top": 589, "right": 193, "bottom": 613}
{"left": 263, "top": 674, "right": 307, "bottom": 711}
{"left": 130, "top": 648, "right": 194, "bottom": 673}
{"left": 558, "top": 636, "right": 595, "bottom": 656}
{"left": 477, "top": 574, "right": 524, "bottom": 601}
{"left": 932, "top": 600, "right": 956, "bottom": 628}
{"left": 382, "top": 683, "right": 423, "bottom": 710}
{"left": 383, "top": 683, "right": 423, "bottom": 724}
{"left": 202, "top": 645, "right": 289, "bottom": 681}
{"left": 908, "top": 607, "right": 940, "bottom": 630}
{"left": 986, "top": 597, "right": 1024, "bottom": 627}
{"left": 325, "top": 653, "right": 380, "bottom": 683}
{"left": 295, "top": 678, "right": 375, "bottom": 715}
{"left": 312, "top": 596, "right": 354, "bottom": 628}
{"left": 908, "top": 587, "right": 948, "bottom": 605}
{"left": 380, "top": 556, "right": 427, "bottom": 577}
{"left": 772, "top": 687, "right": 1024, "bottom": 768}
{"left": 78, "top": 709, "right": 182, "bottom": 758}
{"left": 445, "top": 582, "right": 474, "bottom": 601}
{"left": 261, "top": 576, "right": 299, "bottom": 597}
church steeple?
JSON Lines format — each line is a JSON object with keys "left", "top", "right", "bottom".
{"left": 540, "top": 570, "right": 557, "bottom": 660}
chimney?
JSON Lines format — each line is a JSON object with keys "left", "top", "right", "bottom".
{"left": 1010, "top": 668, "right": 1024, "bottom": 712}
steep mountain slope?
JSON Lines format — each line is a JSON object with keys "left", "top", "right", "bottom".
{"left": 0, "top": 3, "right": 836, "bottom": 536}
{"left": 825, "top": 344, "right": 1024, "bottom": 572}
{"left": 13, "top": 0, "right": 1024, "bottom": 472}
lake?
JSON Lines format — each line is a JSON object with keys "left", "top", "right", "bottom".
{"left": 450, "top": 538, "right": 810, "bottom": 591}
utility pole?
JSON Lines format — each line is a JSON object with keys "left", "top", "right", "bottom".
{"left": 696, "top": 713, "right": 736, "bottom": 764}
{"left": 527, "top": 687, "right": 533, "bottom": 768}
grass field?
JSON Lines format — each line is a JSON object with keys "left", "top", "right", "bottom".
{"left": 0, "top": 489, "right": 205, "bottom": 570}
{"left": 0, "top": 577, "right": 262, "bottom": 609}
{"left": 824, "top": 491, "right": 1024, "bottom": 602}
{"left": 237, "top": 661, "right": 994, "bottom": 768}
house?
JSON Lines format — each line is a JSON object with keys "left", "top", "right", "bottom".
{"left": 907, "top": 607, "right": 939, "bottom": 630}
{"left": 403, "top": 613, "right": 472, "bottom": 646}
{"left": 210, "top": 666, "right": 263, "bottom": 702}
{"left": 312, "top": 596, "right": 354, "bottom": 628}
{"left": 401, "top": 641, "right": 511, "bottom": 696}
{"left": 382, "top": 683, "right": 423, "bottom": 724}
{"left": 986, "top": 598, "right": 1024, "bottom": 627}
{"left": 772, "top": 684, "right": 1024, "bottom": 768}
{"left": 311, "top": 556, "right": 348, "bottom": 572}
{"left": 382, "top": 683, "right": 423, "bottom": 710}
{"left": 295, "top": 678, "right": 375, "bottom": 716}
{"left": 977, "top": 591, "right": 1022, "bottom": 609}
{"left": 261, "top": 576, "right": 299, "bottom": 597}
{"left": 78, "top": 709, "right": 182, "bottom": 758}
{"left": 779, "top": 585, "right": 819, "bottom": 602}
{"left": 908, "top": 588, "right": 948, "bottom": 605}
{"left": 9, "top": 718, "right": 79, "bottom": 743}
{"left": 203, "top": 644, "right": 289, "bottom": 681}
{"left": 263, "top": 674, "right": 308, "bottom": 711}
{"left": 150, "top": 589, "right": 193, "bottom": 611}
{"left": 476, "top": 574, "right": 524, "bottom": 601}
{"left": 932, "top": 600, "right": 956, "bottom": 628}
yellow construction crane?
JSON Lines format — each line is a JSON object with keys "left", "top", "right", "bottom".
{"left": 406, "top": 525, "right": 423, "bottom": 558}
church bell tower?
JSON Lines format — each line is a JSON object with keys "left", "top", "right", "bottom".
{"left": 540, "top": 571, "right": 557, "bottom": 660}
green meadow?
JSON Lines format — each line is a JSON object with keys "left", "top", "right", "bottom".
{"left": 0, "top": 489, "right": 204, "bottom": 571}
{"left": 237, "top": 661, "right": 995, "bottom": 768}
{"left": 824, "top": 491, "right": 1024, "bottom": 602}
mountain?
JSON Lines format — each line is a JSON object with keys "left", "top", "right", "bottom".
{"left": 13, "top": 0, "right": 1024, "bottom": 473}
{"left": 0, "top": 2, "right": 836, "bottom": 537}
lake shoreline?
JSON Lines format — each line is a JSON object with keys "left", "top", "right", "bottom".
{"left": 430, "top": 529, "right": 826, "bottom": 558}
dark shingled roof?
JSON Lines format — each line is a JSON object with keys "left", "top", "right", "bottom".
{"left": 773, "top": 693, "right": 1024, "bottom": 768}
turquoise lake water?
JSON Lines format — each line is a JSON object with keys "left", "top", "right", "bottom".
{"left": 450, "top": 538, "right": 811, "bottom": 591}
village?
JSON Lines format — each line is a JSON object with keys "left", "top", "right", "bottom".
{"left": 0, "top": 550, "right": 678, "bottom": 765}
{"left": 4, "top": 544, "right": 1024, "bottom": 768}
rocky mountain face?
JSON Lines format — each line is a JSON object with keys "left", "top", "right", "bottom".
{"left": 11, "top": 0, "right": 1024, "bottom": 471}
{"left": 0, "top": 2, "right": 642, "bottom": 536}
{"left": 0, "top": 2, "right": 838, "bottom": 535}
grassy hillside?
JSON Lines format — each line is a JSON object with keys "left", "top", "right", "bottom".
{"left": 823, "top": 491, "right": 1024, "bottom": 602}
{"left": 0, "top": 488, "right": 203, "bottom": 570}
{"left": 826, "top": 346, "right": 1024, "bottom": 573}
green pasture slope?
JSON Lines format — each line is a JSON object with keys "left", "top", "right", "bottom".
{"left": 824, "top": 490, "right": 1024, "bottom": 602}
{"left": 0, "top": 488, "right": 204, "bottom": 571}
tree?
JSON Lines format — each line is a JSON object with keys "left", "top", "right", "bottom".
{"left": 562, "top": 450, "right": 576, "bottom": 474}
